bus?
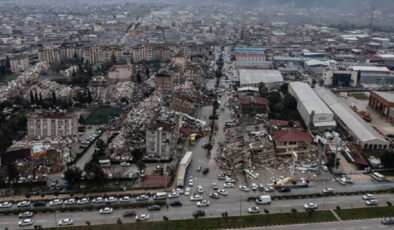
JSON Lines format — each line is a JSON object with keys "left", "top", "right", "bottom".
{"left": 177, "top": 151, "right": 193, "bottom": 187}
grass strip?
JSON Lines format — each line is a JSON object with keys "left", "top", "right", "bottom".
{"left": 335, "top": 206, "right": 394, "bottom": 220}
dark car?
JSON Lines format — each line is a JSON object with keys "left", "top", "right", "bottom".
{"left": 193, "top": 210, "right": 205, "bottom": 218}
{"left": 278, "top": 187, "right": 291, "bottom": 193}
{"left": 381, "top": 218, "right": 394, "bottom": 225}
{"left": 33, "top": 201, "right": 46, "bottom": 207}
{"left": 123, "top": 210, "right": 137, "bottom": 217}
{"left": 170, "top": 200, "right": 182, "bottom": 207}
{"left": 147, "top": 204, "right": 161, "bottom": 211}
{"left": 202, "top": 168, "right": 209, "bottom": 175}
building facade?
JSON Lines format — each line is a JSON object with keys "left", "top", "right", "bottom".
{"left": 27, "top": 113, "right": 78, "bottom": 139}
{"left": 155, "top": 72, "right": 173, "bottom": 91}
{"left": 10, "top": 56, "right": 29, "bottom": 73}
{"left": 369, "top": 91, "right": 394, "bottom": 122}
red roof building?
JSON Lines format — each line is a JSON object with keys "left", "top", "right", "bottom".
{"left": 273, "top": 129, "right": 311, "bottom": 155}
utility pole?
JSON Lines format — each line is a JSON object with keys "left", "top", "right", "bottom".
{"left": 317, "top": 138, "right": 327, "bottom": 175}
{"left": 369, "top": 8, "right": 375, "bottom": 37}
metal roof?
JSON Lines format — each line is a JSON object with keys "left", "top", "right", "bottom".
{"left": 315, "top": 88, "right": 388, "bottom": 145}
{"left": 234, "top": 47, "right": 266, "bottom": 54}
{"left": 238, "top": 69, "right": 283, "bottom": 85}
{"left": 349, "top": 66, "right": 390, "bottom": 72}
{"left": 289, "top": 82, "right": 333, "bottom": 116}
{"left": 374, "top": 91, "right": 394, "bottom": 103}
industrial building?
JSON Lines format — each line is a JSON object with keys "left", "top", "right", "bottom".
{"left": 288, "top": 82, "right": 336, "bottom": 130}
{"left": 349, "top": 66, "right": 393, "bottom": 84}
{"left": 237, "top": 69, "right": 283, "bottom": 89}
{"left": 369, "top": 91, "right": 394, "bottom": 122}
{"left": 323, "top": 69, "right": 358, "bottom": 87}
{"left": 315, "top": 88, "right": 389, "bottom": 150}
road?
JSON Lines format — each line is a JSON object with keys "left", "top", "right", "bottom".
{"left": 245, "top": 218, "right": 392, "bottom": 230}
{"left": 2, "top": 193, "right": 393, "bottom": 229}
{"left": 75, "top": 132, "right": 110, "bottom": 170}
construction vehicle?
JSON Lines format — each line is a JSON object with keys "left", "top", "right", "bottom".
{"left": 359, "top": 110, "right": 372, "bottom": 122}
{"left": 273, "top": 177, "right": 292, "bottom": 188}
{"left": 189, "top": 133, "right": 197, "bottom": 146}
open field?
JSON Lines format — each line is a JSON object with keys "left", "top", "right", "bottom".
{"left": 85, "top": 107, "right": 121, "bottom": 125}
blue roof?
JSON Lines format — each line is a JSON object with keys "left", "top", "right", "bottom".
{"left": 234, "top": 47, "right": 266, "bottom": 54}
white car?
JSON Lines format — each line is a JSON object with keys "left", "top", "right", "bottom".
{"left": 209, "top": 192, "right": 220, "bottom": 199}
{"left": 217, "top": 189, "right": 228, "bottom": 196}
{"left": 17, "top": 201, "right": 30, "bottom": 207}
{"left": 99, "top": 207, "right": 113, "bottom": 214}
{"left": 77, "top": 198, "right": 89, "bottom": 205}
{"left": 336, "top": 177, "right": 347, "bottom": 185}
{"left": 225, "top": 177, "right": 236, "bottom": 183}
{"left": 174, "top": 188, "right": 184, "bottom": 195}
{"left": 120, "top": 196, "right": 130, "bottom": 202}
{"left": 136, "top": 214, "right": 150, "bottom": 221}
{"left": 362, "top": 194, "right": 374, "bottom": 200}
{"left": 18, "top": 218, "right": 33, "bottom": 226}
{"left": 50, "top": 198, "right": 63, "bottom": 206}
{"left": 190, "top": 194, "right": 203, "bottom": 201}
{"left": 168, "top": 191, "right": 179, "bottom": 199}
{"left": 248, "top": 206, "right": 260, "bottom": 213}
{"left": 323, "top": 188, "right": 334, "bottom": 194}
{"left": 120, "top": 162, "right": 130, "bottom": 167}
{"left": 223, "top": 183, "right": 235, "bottom": 188}
{"left": 92, "top": 197, "right": 104, "bottom": 203}
{"left": 19, "top": 211, "right": 34, "bottom": 218}
{"left": 251, "top": 183, "right": 258, "bottom": 191}
{"left": 212, "top": 183, "right": 218, "bottom": 190}
{"left": 304, "top": 203, "right": 318, "bottom": 209}
{"left": 264, "top": 187, "right": 275, "bottom": 192}
{"left": 0, "top": 201, "right": 12, "bottom": 208}
{"left": 136, "top": 195, "right": 149, "bottom": 201}
{"left": 185, "top": 187, "right": 191, "bottom": 196}
{"left": 58, "top": 218, "right": 74, "bottom": 226}
{"left": 366, "top": 199, "right": 378, "bottom": 206}
{"left": 64, "top": 198, "right": 76, "bottom": 205}
{"left": 197, "top": 185, "right": 204, "bottom": 194}
{"left": 105, "top": 196, "right": 117, "bottom": 203}
{"left": 196, "top": 199, "right": 210, "bottom": 207}
{"left": 189, "top": 179, "right": 194, "bottom": 187}
{"left": 239, "top": 185, "right": 250, "bottom": 192}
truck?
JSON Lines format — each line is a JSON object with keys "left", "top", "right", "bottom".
{"left": 177, "top": 151, "right": 193, "bottom": 187}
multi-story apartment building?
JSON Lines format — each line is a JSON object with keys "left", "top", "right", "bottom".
{"left": 10, "top": 55, "right": 29, "bottom": 73}
{"left": 155, "top": 72, "right": 173, "bottom": 91}
{"left": 27, "top": 112, "right": 78, "bottom": 139}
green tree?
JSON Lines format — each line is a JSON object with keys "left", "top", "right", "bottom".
{"left": 84, "top": 162, "right": 106, "bottom": 188}
{"left": 258, "top": 82, "right": 268, "bottom": 97}
{"left": 136, "top": 71, "right": 142, "bottom": 83}
{"left": 283, "top": 94, "right": 297, "bottom": 110}
{"left": 280, "top": 83, "right": 288, "bottom": 94}
{"left": 380, "top": 150, "right": 394, "bottom": 168}
{"left": 136, "top": 160, "right": 146, "bottom": 171}
{"left": 64, "top": 167, "right": 82, "bottom": 189}
{"left": 131, "top": 149, "right": 144, "bottom": 161}
{"left": 52, "top": 90, "right": 57, "bottom": 104}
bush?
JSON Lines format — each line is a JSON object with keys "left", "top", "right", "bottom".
{"left": 117, "top": 218, "right": 122, "bottom": 224}
{"left": 336, "top": 206, "right": 341, "bottom": 210}
{"left": 291, "top": 208, "right": 297, "bottom": 213}
{"left": 264, "top": 209, "right": 269, "bottom": 214}
{"left": 387, "top": 201, "right": 392, "bottom": 207}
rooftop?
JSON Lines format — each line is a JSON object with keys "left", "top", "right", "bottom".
{"left": 349, "top": 66, "right": 390, "bottom": 73}
{"left": 273, "top": 129, "right": 311, "bottom": 142}
{"left": 373, "top": 91, "right": 394, "bottom": 103}
{"left": 238, "top": 69, "right": 283, "bottom": 85}
{"left": 234, "top": 47, "right": 266, "bottom": 54}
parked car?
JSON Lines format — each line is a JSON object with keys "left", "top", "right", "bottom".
{"left": 190, "top": 194, "right": 203, "bottom": 201}
{"left": 239, "top": 185, "right": 250, "bottom": 192}
{"left": 189, "top": 179, "right": 194, "bottom": 187}
{"left": 135, "top": 214, "right": 150, "bottom": 221}
{"left": 202, "top": 168, "right": 209, "bottom": 175}
{"left": 58, "top": 218, "right": 74, "bottom": 226}
{"left": 193, "top": 210, "right": 205, "bottom": 218}
{"left": 185, "top": 187, "right": 191, "bottom": 196}
{"left": 168, "top": 191, "right": 179, "bottom": 199}
{"left": 99, "top": 207, "right": 113, "bottom": 214}
{"left": 304, "top": 202, "right": 318, "bottom": 209}
{"left": 19, "top": 211, "right": 34, "bottom": 218}
{"left": 120, "top": 196, "right": 130, "bottom": 202}
{"left": 251, "top": 183, "right": 258, "bottom": 191}
{"left": 197, "top": 185, "right": 204, "bottom": 193}
{"left": 18, "top": 219, "right": 33, "bottom": 226}
{"left": 278, "top": 187, "right": 291, "bottom": 193}
{"left": 147, "top": 204, "right": 161, "bottom": 211}
{"left": 223, "top": 183, "right": 235, "bottom": 188}
{"left": 209, "top": 192, "right": 220, "bottom": 199}
{"left": 136, "top": 195, "right": 149, "bottom": 201}
{"left": 197, "top": 166, "right": 202, "bottom": 172}
{"left": 49, "top": 198, "right": 63, "bottom": 206}
{"left": 264, "top": 187, "right": 275, "bottom": 192}
{"left": 381, "top": 218, "right": 394, "bottom": 225}
{"left": 323, "top": 188, "right": 334, "bottom": 195}
{"left": 77, "top": 198, "right": 89, "bottom": 205}
{"left": 105, "top": 196, "right": 117, "bottom": 203}
{"left": 17, "top": 201, "right": 30, "bottom": 207}
{"left": 170, "top": 200, "right": 182, "bottom": 207}
{"left": 64, "top": 198, "right": 76, "bottom": 205}
{"left": 217, "top": 189, "right": 228, "bottom": 196}
{"left": 0, "top": 201, "right": 12, "bottom": 208}
{"left": 218, "top": 174, "right": 226, "bottom": 180}
{"left": 92, "top": 197, "right": 104, "bottom": 203}
{"left": 123, "top": 210, "right": 136, "bottom": 217}
{"left": 258, "top": 184, "right": 264, "bottom": 191}
{"left": 33, "top": 201, "right": 46, "bottom": 207}
{"left": 248, "top": 206, "right": 260, "bottom": 213}
{"left": 225, "top": 177, "right": 236, "bottom": 183}
{"left": 212, "top": 183, "right": 218, "bottom": 190}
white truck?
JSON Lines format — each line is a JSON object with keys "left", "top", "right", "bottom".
{"left": 255, "top": 195, "right": 271, "bottom": 204}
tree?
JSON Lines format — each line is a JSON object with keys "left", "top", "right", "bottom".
{"left": 136, "top": 71, "right": 142, "bottom": 83}
{"left": 64, "top": 167, "right": 82, "bottom": 189}
{"left": 306, "top": 208, "right": 314, "bottom": 217}
{"left": 131, "top": 149, "right": 144, "bottom": 161}
{"left": 34, "top": 90, "right": 38, "bottom": 105}
{"left": 7, "top": 162, "right": 19, "bottom": 183}
{"left": 280, "top": 83, "right": 288, "bottom": 94}
{"left": 221, "top": 212, "right": 228, "bottom": 227}
{"left": 136, "top": 160, "right": 146, "bottom": 171}
{"left": 380, "top": 150, "right": 394, "bottom": 168}
{"left": 52, "top": 90, "right": 57, "bottom": 104}
{"left": 163, "top": 216, "right": 169, "bottom": 229}
{"left": 87, "top": 90, "right": 92, "bottom": 104}
{"left": 283, "top": 94, "right": 297, "bottom": 110}
{"left": 78, "top": 115, "right": 85, "bottom": 124}
{"left": 39, "top": 93, "right": 43, "bottom": 105}
{"left": 258, "top": 82, "right": 268, "bottom": 97}
{"left": 86, "top": 221, "right": 91, "bottom": 230}
{"left": 145, "top": 68, "right": 150, "bottom": 77}
{"left": 84, "top": 162, "right": 106, "bottom": 188}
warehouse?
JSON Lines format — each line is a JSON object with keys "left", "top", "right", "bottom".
{"left": 237, "top": 69, "right": 283, "bottom": 89}
{"left": 315, "top": 88, "right": 389, "bottom": 150}
{"left": 288, "top": 82, "right": 336, "bottom": 130}
{"left": 349, "top": 66, "right": 393, "bottom": 84}
{"left": 369, "top": 91, "right": 394, "bottom": 122}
